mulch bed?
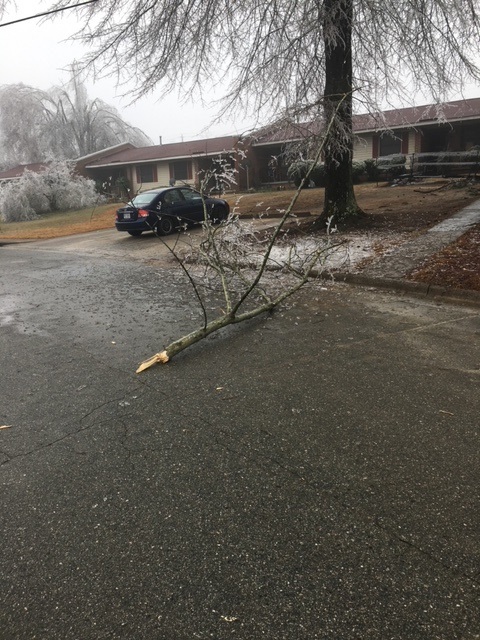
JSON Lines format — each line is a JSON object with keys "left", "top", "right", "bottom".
{"left": 407, "top": 223, "right": 480, "bottom": 292}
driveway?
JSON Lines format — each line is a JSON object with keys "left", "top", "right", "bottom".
{"left": 1, "top": 236, "right": 479, "bottom": 639}
{"left": 11, "top": 227, "right": 199, "bottom": 264}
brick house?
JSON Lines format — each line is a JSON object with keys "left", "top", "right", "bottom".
{"left": 3, "top": 97, "right": 480, "bottom": 191}
{"left": 353, "top": 97, "right": 480, "bottom": 162}
{"left": 82, "top": 136, "right": 248, "bottom": 194}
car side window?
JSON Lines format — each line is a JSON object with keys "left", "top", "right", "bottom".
{"left": 162, "top": 189, "right": 183, "bottom": 206}
{"left": 179, "top": 188, "right": 202, "bottom": 202}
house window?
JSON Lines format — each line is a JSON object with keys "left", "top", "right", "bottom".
{"left": 136, "top": 164, "right": 157, "bottom": 184}
{"left": 170, "top": 160, "right": 192, "bottom": 181}
{"left": 379, "top": 133, "right": 402, "bottom": 156}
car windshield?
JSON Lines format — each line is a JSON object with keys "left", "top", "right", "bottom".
{"left": 130, "top": 192, "right": 158, "bottom": 207}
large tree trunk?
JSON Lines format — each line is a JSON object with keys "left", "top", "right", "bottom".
{"left": 319, "top": 0, "right": 363, "bottom": 226}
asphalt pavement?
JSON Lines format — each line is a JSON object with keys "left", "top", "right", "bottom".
{"left": 1, "top": 234, "right": 479, "bottom": 639}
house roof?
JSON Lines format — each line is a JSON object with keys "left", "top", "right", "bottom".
{"left": 85, "top": 136, "right": 240, "bottom": 168}
{"left": 0, "top": 162, "right": 49, "bottom": 181}
{"left": 250, "top": 122, "right": 318, "bottom": 146}
{"left": 353, "top": 97, "right": 480, "bottom": 132}
{"left": 0, "top": 144, "right": 137, "bottom": 180}
{"left": 75, "top": 142, "right": 136, "bottom": 164}
{"left": 249, "top": 97, "right": 480, "bottom": 144}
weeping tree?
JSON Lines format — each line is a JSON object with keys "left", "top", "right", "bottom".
{"left": 43, "top": 0, "right": 480, "bottom": 224}
{"left": 0, "top": 70, "right": 151, "bottom": 167}
{"left": 0, "top": 84, "right": 48, "bottom": 166}
{"left": 44, "top": 70, "right": 152, "bottom": 157}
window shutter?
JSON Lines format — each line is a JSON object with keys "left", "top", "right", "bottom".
{"left": 136, "top": 167, "right": 141, "bottom": 183}
{"left": 153, "top": 165, "right": 158, "bottom": 182}
{"left": 169, "top": 163, "right": 174, "bottom": 180}
{"left": 187, "top": 161, "right": 192, "bottom": 180}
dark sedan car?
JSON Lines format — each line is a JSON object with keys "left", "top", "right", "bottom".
{"left": 115, "top": 186, "right": 230, "bottom": 236}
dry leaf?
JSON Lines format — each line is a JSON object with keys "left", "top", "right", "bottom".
{"left": 439, "top": 410, "right": 454, "bottom": 416}
{"left": 0, "top": 425, "right": 12, "bottom": 430}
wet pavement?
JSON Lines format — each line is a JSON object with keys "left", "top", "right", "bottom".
{"left": 1, "top": 233, "right": 479, "bottom": 639}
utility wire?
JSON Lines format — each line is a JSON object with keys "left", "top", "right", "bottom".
{"left": 0, "top": 0, "right": 98, "bottom": 28}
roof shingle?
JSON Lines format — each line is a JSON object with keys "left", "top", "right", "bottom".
{"left": 86, "top": 136, "right": 240, "bottom": 167}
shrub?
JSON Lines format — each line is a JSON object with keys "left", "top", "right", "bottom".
{"left": 363, "top": 155, "right": 406, "bottom": 182}
{"left": 287, "top": 160, "right": 326, "bottom": 188}
{"left": 0, "top": 160, "right": 103, "bottom": 222}
{"left": 411, "top": 150, "right": 480, "bottom": 177}
{"left": 376, "top": 154, "right": 406, "bottom": 180}
{"left": 364, "top": 158, "right": 379, "bottom": 182}
{"left": 413, "top": 153, "right": 439, "bottom": 176}
{"left": 352, "top": 160, "right": 366, "bottom": 183}
{"left": 0, "top": 186, "right": 38, "bottom": 222}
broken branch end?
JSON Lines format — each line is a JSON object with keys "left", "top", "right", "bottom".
{"left": 136, "top": 350, "right": 170, "bottom": 373}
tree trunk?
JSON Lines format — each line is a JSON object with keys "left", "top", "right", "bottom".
{"left": 318, "top": 0, "right": 363, "bottom": 226}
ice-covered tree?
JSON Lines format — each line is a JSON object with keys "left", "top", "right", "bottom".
{"left": 0, "top": 84, "right": 48, "bottom": 166}
{"left": 0, "top": 71, "right": 151, "bottom": 167}
{"left": 45, "top": 0, "right": 480, "bottom": 224}
{"left": 43, "top": 69, "right": 152, "bottom": 158}
{"left": 0, "top": 160, "right": 102, "bottom": 222}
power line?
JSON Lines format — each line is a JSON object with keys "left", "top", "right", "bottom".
{"left": 0, "top": 0, "right": 98, "bottom": 28}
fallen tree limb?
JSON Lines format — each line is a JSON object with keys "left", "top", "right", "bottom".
{"left": 136, "top": 104, "right": 343, "bottom": 373}
{"left": 414, "top": 181, "right": 453, "bottom": 193}
{"left": 136, "top": 272, "right": 312, "bottom": 373}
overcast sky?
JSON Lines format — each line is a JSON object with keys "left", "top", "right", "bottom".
{"left": 0, "top": 1, "right": 255, "bottom": 145}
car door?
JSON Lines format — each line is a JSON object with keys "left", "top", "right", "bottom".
{"left": 159, "top": 188, "right": 189, "bottom": 224}
{"left": 178, "top": 188, "right": 206, "bottom": 223}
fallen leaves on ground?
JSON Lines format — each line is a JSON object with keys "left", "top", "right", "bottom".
{"left": 407, "top": 223, "right": 480, "bottom": 291}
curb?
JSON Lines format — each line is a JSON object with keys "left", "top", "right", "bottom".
{"left": 333, "top": 272, "right": 480, "bottom": 309}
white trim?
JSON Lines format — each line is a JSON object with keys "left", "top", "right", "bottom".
{"left": 355, "top": 113, "right": 480, "bottom": 134}
{"left": 252, "top": 138, "right": 304, "bottom": 147}
{"left": 85, "top": 149, "right": 236, "bottom": 170}
{"left": 75, "top": 142, "right": 133, "bottom": 162}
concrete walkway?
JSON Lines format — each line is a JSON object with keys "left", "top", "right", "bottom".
{"left": 341, "top": 198, "right": 480, "bottom": 306}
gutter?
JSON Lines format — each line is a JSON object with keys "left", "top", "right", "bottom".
{"left": 86, "top": 149, "right": 237, "bottom": 170}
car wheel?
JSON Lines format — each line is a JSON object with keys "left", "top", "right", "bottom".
{"left": 211, "top": 206, "right": 228, "bottom": 225}
{"left": 127, "top": 230, "right": 143, "bottom": 237}
{"left": 155, "top": 216, "right": 175, "bottom": 236}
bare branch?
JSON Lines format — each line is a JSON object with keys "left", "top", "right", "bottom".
{"left": 136, "top": 105, "right": 342, "bottom": 371}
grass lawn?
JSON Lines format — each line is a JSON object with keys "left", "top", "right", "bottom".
{"left": 0, "top": 203, "right": 121, "bottom": 240}
{"left": 1, "top": 181, "right": 478, "bottom": 240}
{"left": 0, "top": 191, "right": 321, "bottom": 241}
{"left": 1, "top": 183, "right": 479, "bottom": 291}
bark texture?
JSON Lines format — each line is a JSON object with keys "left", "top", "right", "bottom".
{"left": 321, "top": 0, "right": 363, "bottom": 224}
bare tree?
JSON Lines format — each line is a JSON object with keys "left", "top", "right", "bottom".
{"left": 48, "top": 0, "right": 480, "bottom": 223}
{"left": 0, "top": 71, "right": 151, "bottom": 167}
